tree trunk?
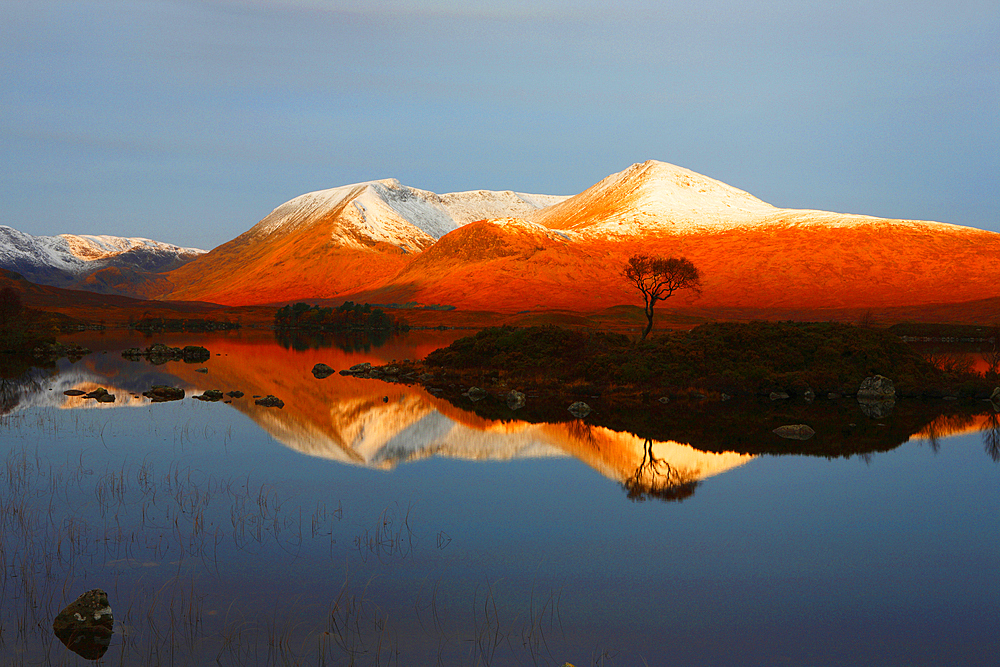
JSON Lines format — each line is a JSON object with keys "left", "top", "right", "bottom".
{"left": 642, "top": 303, "right": 654, "bottom": 340}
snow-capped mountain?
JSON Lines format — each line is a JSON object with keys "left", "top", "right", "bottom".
{"left": 161, "top": 179, "right": 566, "bottom": 304}
{"left": 0, "top": 225, "right": 204, "bottom": 291}
{"left": 13, "top": 160, "right": 998, "bottom": 315}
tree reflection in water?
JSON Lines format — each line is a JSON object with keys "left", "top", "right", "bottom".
{"left": 622, "top": 438, "right": 700, "bottom": 502}
{"left": 984, "top": 409, "right": 1000, "bottom": 462}
{"left": 276, "top": 328, "right": 394, "bottom": 353}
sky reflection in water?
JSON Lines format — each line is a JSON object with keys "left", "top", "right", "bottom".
{"left": 0, "top": 331, "right": 997, "bottom": 666}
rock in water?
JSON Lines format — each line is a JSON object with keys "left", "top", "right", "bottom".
{"left": 857, "top": 375, "right": 896, "bottom": 399}
{"left": 991, "top": 386, "right": 1000, "bottom": 403}
{"left": 467, "top": 386, "right": 488, "bottom": 402}
{"left": 143, "top": 386, "right": 185, "bottom": 402}
{"left": 773, "top": 424, "right": 816, "bottom": 440}
{"left": 568, "top": 401, "right": 591, "bottom": 418}
{"left": 312, "top": 363, "right": 335, "bottom": 379}
{"left": 52, "top": 589, "right": 114, "bottom": 660}
{"left": 857, "top": 375, "right": 897, "bottom": 418}
{"left": 255, "top": 395, "right": 284, "bottom": 408}
{"left": 506, "top": 390, "right": 526, "bottom": 410}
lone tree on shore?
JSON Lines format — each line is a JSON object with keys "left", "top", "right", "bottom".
{"left": 622, "top": 254, "right": 701, "bottom": 340}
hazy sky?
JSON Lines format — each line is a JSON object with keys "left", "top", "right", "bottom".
{"left": 2, "top": 0, "right": 997, "bottom": 249}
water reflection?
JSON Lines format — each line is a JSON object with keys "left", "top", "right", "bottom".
{"left": 275, "top": 328, "right": 396, "bottom": 353}
{"left": 10, "top": 331, "right": 1000, "bottom": 496}
{"left": 4, "top": 331, "right": 1000, "bottom": 665}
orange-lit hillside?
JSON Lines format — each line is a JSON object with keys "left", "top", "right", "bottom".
{"left": 145, "top": 161, "right": 1000, "bottom": 316}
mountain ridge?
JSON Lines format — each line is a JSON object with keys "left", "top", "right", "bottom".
{"left": 4, "top": 161, "right": 998, "bottom": 316}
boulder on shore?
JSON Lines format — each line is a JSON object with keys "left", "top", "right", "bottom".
{"left": 857, "top": 375, "right": 896, "bottom": 400}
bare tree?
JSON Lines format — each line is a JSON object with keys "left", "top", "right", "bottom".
{"left": 622, "top": 254, "right": 701, "bottom": 340}
{"left": 622, "top": 439, "right": 699, "bottom": 502}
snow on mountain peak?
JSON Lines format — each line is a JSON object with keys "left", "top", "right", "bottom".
{"left": 246, "top": 178, "right": 569, "bottom": 252}
{"left": 530, "top": 160, "right": 778, "bottom": 236}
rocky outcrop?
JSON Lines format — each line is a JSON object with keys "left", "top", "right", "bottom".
{"left": 142, "top": 386, "right": 185, "bottom": 402}
{"left": 83, "top": 388, "right": 115, "bottom": 403}
{"left": 52, "top": 589, "right": 113, "bottom": 660}
{"left": 311, "top": 363, "right": 335, "bottom": 379}
{"left": 255, "top": 395, "right": 284, "bottom": 408}
{"left": 339, "top": 362, "right": 372, "bottom": 376}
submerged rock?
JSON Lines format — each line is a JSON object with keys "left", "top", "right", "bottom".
{"left": 769, "top": 391, "right": 790, "bottom": 401}
{"left": 568, "top": 401, "right": 591, "bottom": 418}
{"left": 467, "top": 386, "right": 488, "bottom": 402}
{"left": 311, "top": 363, "right": 335, "bottom": 379}
{"left": 227, "top": 390, "right": 244, "bottom": 398}
{"left": 52, "top": 589, "right": 113, "bottom": 660}
{"left": 773, "top": 424, "right": 816, "bottom": 440}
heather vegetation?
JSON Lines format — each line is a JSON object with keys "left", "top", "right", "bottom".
{"left": 424, "top": 321, "right": 991, "bottom": 399}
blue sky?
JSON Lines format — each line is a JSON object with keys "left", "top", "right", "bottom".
{"left": 2, "top": 0, "right": 997, "bottom": 249}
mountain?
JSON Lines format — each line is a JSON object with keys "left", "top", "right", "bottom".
{"left": 0, "top": 225, "right": 204, "bottom": 294}
{"left": 529, "top": 160, "right": 777, "bottom": 235}
{"left": 161, "top": 179, "right": 565, "bottom": 305}
{"left": 338, "top": 161, "right": 1000, "bottom": 313}
{"left": 11, "top": 161, "right": 998, "bottom": 318}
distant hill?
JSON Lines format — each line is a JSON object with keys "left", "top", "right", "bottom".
{"left": 0, "top": 226, "right": 204, "bottom": 296}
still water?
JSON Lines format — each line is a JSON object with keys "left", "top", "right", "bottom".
{"left": 1, "top": 330, "right": 998, "bottom": 666}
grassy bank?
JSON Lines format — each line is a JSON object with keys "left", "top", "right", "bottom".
{"left": 420, "top": 321, "right": 993, "bottom": 400}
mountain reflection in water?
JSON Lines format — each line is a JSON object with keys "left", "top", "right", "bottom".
{"left": 10, "top": 333, "right": 753, "bottom": 500}
{"left": 8, "top": 330, "right": 1000, "bottom": 496}
{"left": 2, "top": 332, "right": 999, "bottom": 665}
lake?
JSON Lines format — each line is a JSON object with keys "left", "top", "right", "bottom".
{"left": 1, "top": 330, "right": 998, "bottom": 666}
